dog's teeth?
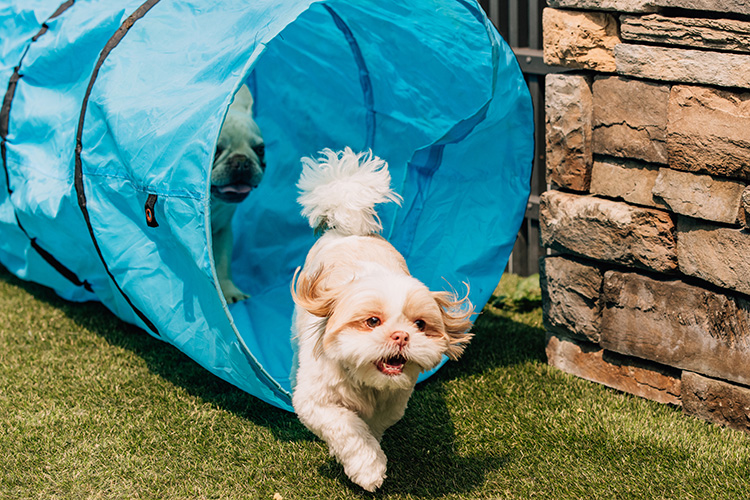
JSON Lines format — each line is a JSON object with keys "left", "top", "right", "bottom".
{"left": 376, "top": 356, "right": 406, "bottom": 375}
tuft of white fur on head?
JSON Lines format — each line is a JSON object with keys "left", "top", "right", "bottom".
{"left": 297, "top": 148, "right": 402, "bottom": 236}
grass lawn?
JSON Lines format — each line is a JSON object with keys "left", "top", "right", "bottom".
{"left": 1, "top": 266, "right": 748, "bottom": 499}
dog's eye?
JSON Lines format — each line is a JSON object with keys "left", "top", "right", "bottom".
{"left": 365, "top": 317, "right": 381, "bottom": 329}
{"left": 253, "top": 144, "right": 265, "bottom": 160}
{"left": 215, "top": 145, "right": 225, "bottom": 158}
{"left": 414, "top": 319, "right": 426, "bottom": 331}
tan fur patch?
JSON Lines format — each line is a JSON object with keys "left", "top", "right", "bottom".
{"left": 403, "top": 289, "right": 445, "bottom": 338}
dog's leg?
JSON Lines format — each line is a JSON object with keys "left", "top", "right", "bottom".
{"left": 295, "top": 400, "right": 387, "bottom": 492}
{"left": 212, "top": 223, "right": 249, "bottom": 304}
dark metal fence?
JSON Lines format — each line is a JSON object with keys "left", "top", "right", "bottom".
{"left": 480, "top": 0, "right": 553, "bottom": 276}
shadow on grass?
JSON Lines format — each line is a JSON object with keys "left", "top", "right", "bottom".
{"left": 1, "top": 266, "right": 545, "bottom": 496}
{"left": 377, "top": 310, "right": 542, "bottom": 496}
{"left": 436, "top": 308, "right": 547, "bottom": 382}
{"left": 317, "top": 382, "right": 512, "bottom": 497}
{"left": 0, "top": 266, "right": 305, "bottom": 439}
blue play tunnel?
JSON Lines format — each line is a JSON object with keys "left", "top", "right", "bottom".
{"left": 0, "top": 0, "right": 533, "bottom": 410}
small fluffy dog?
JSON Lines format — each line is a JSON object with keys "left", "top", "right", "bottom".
{"left": 291, "top": 148, "right": 474, "bottom": 492}
{"left": 211, "top": 84, "right": 265, "bottom": 303}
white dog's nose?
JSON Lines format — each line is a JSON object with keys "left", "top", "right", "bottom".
{"left": 390, "top": 331, "right": 409, "bottom": 348}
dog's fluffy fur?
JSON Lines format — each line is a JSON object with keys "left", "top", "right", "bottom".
{"left": 291, "top": 148, "right": 474, "bottom": 492}
{"left": 211, "top": 84, "right": 265, "bottom": 303}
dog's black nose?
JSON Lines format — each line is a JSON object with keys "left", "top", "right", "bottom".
{"left": 226, "top": 153, "right": 263, "bottom": 188}
{"left": 227, "top": 154, "right": 252, "bottom": 170}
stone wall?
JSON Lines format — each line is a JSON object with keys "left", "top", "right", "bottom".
{"left": 540, "top": 0, "right": 750, "bottom": 431}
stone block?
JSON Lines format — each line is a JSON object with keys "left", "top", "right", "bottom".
{"left": 592, "top": 76, "right": 669, "bottom": 164}
{"left": 742, "top": 186, "right": 750, "bottom": 228}
{"left": 590, "top": 157, "right": 668, "bottom": 209}
{"left": 677, "top": 217, "right": 750, "bottom": 296}
{"left": 545, "top": 74, "right": 593, "bottom": 192}
{"left": 621, "top": 14, "right": 750, "bottom": 54}
{"left": 655, "top": 0, "right": 750, "bottom": 16}
{"left": 652, "top": 168, "right": 745, "bottom": 224}
{"left": 540, "top": 255, "right": 603, "bottom": 343}
{"left": 543, "top": 8, "right": 619, "bottom": 72}
{"left": 601, "top": 271, "right": 750, "bottom": 387}
{"left": 546, "top": 334, "right": 681, "bottom": 405}
{"left": 546, "top": 0, "right": 658, "bottom": 12}
{"left": 667, "top": 85, "right": 750, "bottom": 181}
{"left": 616, "top": 44, "right": 750, "bottom": 90}
{"left": 539, "top": 191, "right": 677, "bottom": 273}
{"left": 545, "top": 0, "right": 750, "bottom": 16}
{"left": 682, "top": 372, "right": 750, "bottom": 433}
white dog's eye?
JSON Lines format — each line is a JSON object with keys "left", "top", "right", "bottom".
{"left": 414, "top": 319, "right": 426, "bottom": 331}
{"left": 365, "top": 317, "right": 381, "bottom": 328}
{"left": 215, "top": 145, "right": 225, "bottom": 158}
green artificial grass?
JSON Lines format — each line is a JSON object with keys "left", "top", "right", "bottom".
{"left": 1, "top": 267, "right": 749, "bottom": 499}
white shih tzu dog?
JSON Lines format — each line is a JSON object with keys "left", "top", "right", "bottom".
{"left": 211, "top": 84, "right": 265, "bottom": 303}
{"left": 291, "top": 148, "right": 474, "bottom": 492}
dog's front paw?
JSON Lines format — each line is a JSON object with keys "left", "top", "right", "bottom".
{"left": 342, "top": 446, "right": 387, "bottom": 492}
{"left": 220, "top": 280, "right": 250, "bottom": 304}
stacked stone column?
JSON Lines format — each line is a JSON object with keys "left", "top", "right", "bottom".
{"left": 540, "top": 0, "right": 750, "bottom": 431}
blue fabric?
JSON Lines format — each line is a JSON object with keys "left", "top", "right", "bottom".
{"left": 0, "top": 0, "right": 533, "bottom": 411}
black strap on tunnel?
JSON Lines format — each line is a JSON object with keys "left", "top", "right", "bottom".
{"left": 0, "top": 0, "right": 93, "bottom": 293}
{"left": 74, "top": 0, "right": 161, "bottom": 336}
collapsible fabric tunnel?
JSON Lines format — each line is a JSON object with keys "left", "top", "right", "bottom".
{"left": 0, "top": 0, "right": 533, "bottom": 411}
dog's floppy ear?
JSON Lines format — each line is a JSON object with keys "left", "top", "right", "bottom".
{"left": 432, "top": 289, "right": 474, "bottom": 361}
{"left": 231, "top": 84, "right": 254, "bottom": 115}
{"left": 291, "top": 266, "right": 336, "bottom": 318}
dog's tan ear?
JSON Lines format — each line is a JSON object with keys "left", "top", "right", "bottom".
{"left": 231, "top": 84, "right": 254, "bottom": 115}
{"left": 433, "top": 289, "right": 474, "bottom": 361}
{"left": 291, "top": 266, "right": 336, "bottom": 318}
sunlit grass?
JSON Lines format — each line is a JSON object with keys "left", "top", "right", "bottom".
{"left": 1, "top": 269, "right": 748, "bottom": 499}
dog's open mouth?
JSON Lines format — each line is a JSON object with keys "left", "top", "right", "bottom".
{"left": 211, "top": 183, "right": 253, "bottom": 203}
{"left": 376, "top": 355, "right": 407, "bottom": 376}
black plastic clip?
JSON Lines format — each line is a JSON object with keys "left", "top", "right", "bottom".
{"left": 145, "top": 194, "right": 159, "bottom": 227}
